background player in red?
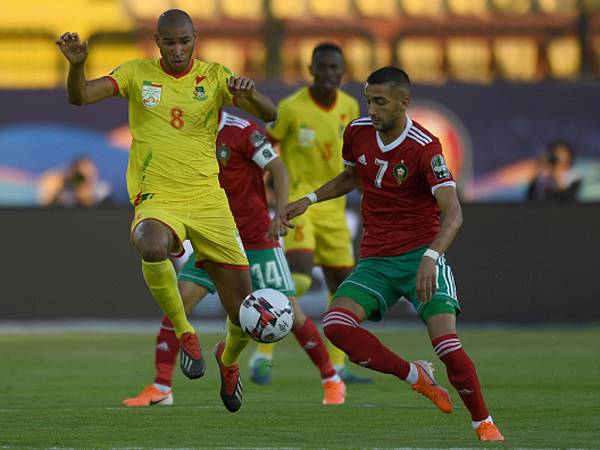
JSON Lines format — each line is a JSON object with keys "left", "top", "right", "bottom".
{"left": 280, "top": 67, "right": 504, "bottom": 442}
{"left": 123, "top": 111, "right": 345, "bottom": 407}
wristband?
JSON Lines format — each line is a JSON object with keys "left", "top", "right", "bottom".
{"left": 423, "top": 249, "right": 440, "bottom": 261}
{"left": 305, "top": 192, "right": 318, "bottom": 204}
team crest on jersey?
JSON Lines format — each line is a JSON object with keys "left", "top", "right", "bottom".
{"left": 141, "top": 81, "right": 161, "bottom": 108}
{"left": 393, "top": 161, "right": 409, "bottom": 184}
{"left": 193, "top": 85, "right": 208, "bottom": 101}
{"left": 431, "top": 154, "right": 451, "bottom": 180}
{"left": 216, "top": 146, "right": 231, "bottom": 167}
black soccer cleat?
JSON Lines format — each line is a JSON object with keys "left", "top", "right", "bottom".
{"left": 213, "top": 341, "right": 243, "bottom": 412}
{"left": 178, "top": 332, "right": 206, "bottom": 379}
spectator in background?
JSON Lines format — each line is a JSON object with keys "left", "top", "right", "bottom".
{"left": 526, "top": 139, "right": 582, "bottom": 202}
{"left": 42, "top": 155, "right": 111, "bottom": 207}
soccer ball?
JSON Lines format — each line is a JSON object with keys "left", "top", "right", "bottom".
{"left": 239, "top": 288, "right": 294, "bottom": 343}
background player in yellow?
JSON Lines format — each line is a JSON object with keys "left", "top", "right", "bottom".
{"left": 253, "top": 43, "right": 372, "bottom": 384}
{"left": 56, "top": 9, "right": 277, "bottom": 412}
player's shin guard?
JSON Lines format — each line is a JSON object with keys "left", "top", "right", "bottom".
{"left": 154, "top": 315, "right": 180, "bottom": 387}
{"left": 325, "top": 294, "right": 347, "bottom": 369}
{"left": 432, "top": 333, "right": 489, "bottom": 421}
{"left": 221, "top": 316, "right": 250, "bottom": 367}
{"left": 323, "top": 308, "right": 410, "bottom": 379}
{"left": 142, "top": 259, "right": 194, "bottom": 337}
{"left": 293, "top": 318, "right": 336, "bottom": 379}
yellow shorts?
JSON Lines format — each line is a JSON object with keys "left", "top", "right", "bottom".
{"left": 283, "top": 208, "right": 354, "bottom": 268}
{"left": 131, "top": 188, "right": 248, "bottom": 267}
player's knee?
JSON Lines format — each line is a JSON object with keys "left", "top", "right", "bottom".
{"left": 291, "top": 272, "right": 312, "bottom": 297}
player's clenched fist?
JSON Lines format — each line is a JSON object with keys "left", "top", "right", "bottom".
{"left": 56, "top": 32, "right": 89, "bottom": 66}
{"left": 227, "top": 76, "right": 257, "bottom": 99}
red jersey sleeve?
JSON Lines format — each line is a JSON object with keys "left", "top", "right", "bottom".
{"left": 341, "top": 124, "right": 356, "bottom": 166}
{"left": 420, "top": 140, "right": 456, "bottom": 195}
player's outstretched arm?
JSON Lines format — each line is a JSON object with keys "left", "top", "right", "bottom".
{"left": 264, "top": 158, "right": 290, "bottom": 240}
{"left": 56, "top": 32, "right": 115, "bottom": 105}
{"left": 280, "top": 165, "right": 360, "bottom": 228}
{"left": 228, "top": 76, "right": 277, "bottom": 122}
{"left": 416, "top": 186, "right": 463, "bottom": 302}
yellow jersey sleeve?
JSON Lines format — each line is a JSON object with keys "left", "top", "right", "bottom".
{"left": 107, "top": 60, "right": 139, "bottom": 99}
{"left": 217, "top": 64, "right": 235, "bottom": 107}
{"left": 266, "top": 100, "right": 293, "bottom": 141}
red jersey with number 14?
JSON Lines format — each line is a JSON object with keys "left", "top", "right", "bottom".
{"left": 342, "top": 116, "right": 456, "bottom": 258}
{"left": 216, "top": 112, "right": 279, "bottom": 250}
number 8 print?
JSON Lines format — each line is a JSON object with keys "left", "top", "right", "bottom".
{"left": 170, "top": 108, "right": 184, "bottom": 129}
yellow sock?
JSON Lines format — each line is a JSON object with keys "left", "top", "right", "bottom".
{"left": 141, "top": 259, "right": 194, "bottom": 338}
{"left": 255, "top": 343, "right": 275, "bottom": 359}
{"left": 326, "top": 293, "right": 347, "bottom": 369}
{"left": 221, "top": 316, "right": 250, "bottom": 367}
{"left": 292, "top": 272, "right": 312, "bottom": 297}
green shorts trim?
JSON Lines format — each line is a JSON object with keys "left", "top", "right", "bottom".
{"left": 178, "top": 247, "right": 296, "bottom": 297}
{"left": 333, "top": 245, "right": 460, "bottom": 322}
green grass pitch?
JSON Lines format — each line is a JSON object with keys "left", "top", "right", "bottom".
{"left": 1, "top": 327, "right": 599, "bottom": 449}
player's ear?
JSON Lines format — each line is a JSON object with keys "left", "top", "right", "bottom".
{"left": 154, "top": 33, "right": 160, "bottom": 46}
{"left": 308, "top": 63, "right": 314, "bottom": 78}
{"left": 400, "top": 94, "right": 410, "bottom": 110}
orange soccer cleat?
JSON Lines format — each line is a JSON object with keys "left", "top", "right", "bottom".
{"left": 122, "top": 385, "right": 173, "bottom": 407}
{"left": 179, "top": 332, "right": 206, "bottom": 379}
{"left": 411, "top": 360, "right": 453, "bottom": 414}
{"left": 475, "top": 422, "right": 505, "bottom": 441}
{"left": 322, "top": 379, "right": 346, "bottom": 405}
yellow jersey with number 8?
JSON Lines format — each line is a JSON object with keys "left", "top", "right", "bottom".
{"left": 107, "top": 58, "right": 234, "bottom": 204}
{"left": 266, "top": 87, "right": 359, "bottom": 212}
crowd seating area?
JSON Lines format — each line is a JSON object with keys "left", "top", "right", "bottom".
{"left": 1, "top": 0, "right": 599, "bottom": 87}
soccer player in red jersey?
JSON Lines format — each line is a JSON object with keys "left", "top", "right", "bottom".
{"left": 123, "top": 111, "right": 345, "bottom": 407}
{"left": 280, "top": 67, "right": 504, "bottom": 442}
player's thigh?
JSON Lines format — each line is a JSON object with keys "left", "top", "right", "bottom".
{"left": 313, "top": 216, "right": 355, "bottom": 270}
{"left": 322, "top": 265, "right": 354, "bottom": 294}
{"left": 184, "top": 190, "right": 248, "bottom": 267}
{"left": 333, "top": 258, "right": 402, "bottom": 322}
{"left": 398, "top": 249, "right": 461, "bottom": 323}
{"left": 247, "top": 247, "right": 296, "bottom": 297}
{"left": 131, "top": 202, "right": 187, "bottom": 257}
{"left": 283, "top": 213, "right": 315, "bottom": 276}
{"left": 178, "top": 280, "right": 211, "bottom": 315}
{"left": 285, "top": 251, "right": 313, "bottom": 277}
{"left": 203, "top": 262, "right": 252, "bottom": 324}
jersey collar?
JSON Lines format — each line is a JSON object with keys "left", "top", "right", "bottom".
{"left": 376, "top": 115, "right": 412, "bottom": 153}
{"left": 159, "top": 58, "right": 194, "bottom": 79}
{"left": 218, "top": 110, "right": 228, "bottom": 132}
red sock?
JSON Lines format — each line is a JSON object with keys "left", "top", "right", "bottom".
{"left": 293, "top": 318, "right": 336, "bottom": 379}
{"left": 432, "top": 333, "right": 489, "bottom": 421}
{"left": 154, "top": 315, "right": 180, "bottom": 387}
{"left": 323, "top": 308, "right": 410, "bottom": 379}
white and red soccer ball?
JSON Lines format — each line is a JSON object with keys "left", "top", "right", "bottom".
{"left": 239, "top": 288, "right": 294, "bottom": 343}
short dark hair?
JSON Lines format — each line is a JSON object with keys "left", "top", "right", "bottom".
{"left": 312, "top": 42, "right": 343, "bottom": 61}
{"left": 157, "top": 9, "right": 193, "bottom": 31}
{"left": 367, "top": 66, "right": 411, "bottom": 91}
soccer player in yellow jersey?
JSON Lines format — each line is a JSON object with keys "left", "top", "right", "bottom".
{"left": 56, "top": 9, "right": 277, "bottom": 412}
{"left": 250, "top": 43, "right": 372, "bottom": 384}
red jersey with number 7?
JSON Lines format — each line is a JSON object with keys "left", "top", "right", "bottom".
{"left": 342, "top": 116, "right": 456, "bottom": 258}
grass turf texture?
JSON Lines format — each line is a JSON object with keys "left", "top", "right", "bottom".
{"left": 1, "top": 327, "right": 599, "bottom": 449}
